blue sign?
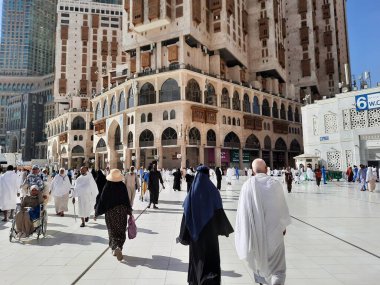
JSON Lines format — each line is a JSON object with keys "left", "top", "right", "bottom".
{"left": 355, "top": 92, "right": 380, "bottom": 111}
{"left": 320, "top": 136, "right": 329, "bottom": 141}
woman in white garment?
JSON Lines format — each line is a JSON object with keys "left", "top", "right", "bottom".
{"left": 50, "top": 168, "right": 72, "bottom": 217}
{"left": 366, "top": 166, "right": 377, "bottom": 192}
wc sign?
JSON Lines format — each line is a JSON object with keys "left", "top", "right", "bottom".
{"left": 355, "top": 92, "right": 380, "bottom": 111}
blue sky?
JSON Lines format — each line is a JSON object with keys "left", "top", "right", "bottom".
{"left": 0, "top": 1, "right": 378, "bottom": 86}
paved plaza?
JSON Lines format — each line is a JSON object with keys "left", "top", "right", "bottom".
{"left": 1, "top": 177, "right": 380, "bottom": 285}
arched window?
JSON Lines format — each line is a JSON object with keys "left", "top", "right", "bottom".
{"left": 264, "top": 136, "right": 271, "bottom": 149}
{"left": 60, "top": 121, "right": 64, "bottom": 133}
{"left": 139, "top": 129, "right": 154, "bottom": 147}
{"left": 237, "top": 118, "right": 240, "bottom": 126}
{"left": 127, "top": 88, "right": 134, "bottom": 108}
{"left": 163, "top": 111, "right": 168, "bottom": 120}
{"left": 147, "top": 113, "right": 152, "bottom": 122}
{"left": 110, "top": 95, "right": 117, "bottom": 115}
{"left": 253, "top": 96, "right": 260, "bottom": 115}
{"left": 206, "top": 130, "right": 216, "bottom": 146}
{"left": 232, "top": 91, "right": 241, "bottom": 111}
{"left": 288, "top": 106, "right": 293, "bottom": 121}
{"left": 228, "top": 117, "right": 231, "bottom": 125}
{"left": 95, "top": 103, "right": 102, "bottom": 120}
{"left": 170, "top": 110, "right": 175, "bottom": 119}
{"left": 131, "top": 115, "right": 134, "bottom": 124}
{"left": 189, "top": 127, "right": 201, "bottom": 145}
{"left": 127, "top": 117, "right": 131, "bottom": 125}
{"left": 141, "top": 113, "right": 146, "bottom": 123}
{"left": 160, "top": 78, "right": 180, "bottom": 102}
{"left": 114, "top": 125, "right": 122, "bottom": 147}
{"left": 61, "top": 147, "right": 67, "bottom": 154}
{"left": 272, "top": 102, "right": 279, "bottom": 118}
{"left": 72, "top": 145, "right": 84, "bottom": 154}
{"left": 103, "top": 100, "right": 109, "bottom": 117}
{"left": 221, "top": 88, "right": 230, "bottom": 109}
{"left": 295, "top": 107, "right": 300, "bottom": 122}
{"left": 223, "top": 116, "right": 226, "bottom": 124}
{"left": 118, "top": 91, "right": 126, "bottom": 111}
{"left": 65, "top": 119, "right": 68, "bottom": 131}
{"left": 262, "top": 99, "right": 270, "bottom": 116}
{"left": 275, "top": 138, "right": 287, "bottom": 151}
{"left": 243, "top": 94, "right": 250, "bottom": 113}
{"left": 185, "top": 79, "right": 201, "bottom": 103}
{"left": 224, "top": 132, "right": 240, "bottom": 148}
{"left": 74, "top": 135, "right": 78, "bottom": 141}
{"left": 280, "top": 104, "right": 286, "bottom": 120}
{"left": 128, "top": 132, "right": 133, "bottom": 147}
{"left": 245, "top": 134, "right": 260, "bottom": 149}
{"left": 79, "top": 135, "right": 83, "bottom": 141}
{"left": 290, "top": 139, "right": 301, "bottom": 152}
{"left": 232, "top": 118, "right": 236, "bottom": 126}
{"left": 139, "top": 83, "right": 156, "bottom": 106}
{"left": 161, "top": 127, "right": 178, "bottom": 146}
{"left": 72, "top": 116, "right": 86, "bottom": 130}
{"left": 267, "top": 122, "right": 271, "bottom": 131}
{"left": 205, "top": 83, "right": 217, "bottom": 106}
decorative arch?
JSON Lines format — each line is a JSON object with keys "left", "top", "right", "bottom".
{"left": 147, "top": 113, "right": 152, "bottom": 122}
{"left": 205, "top": 83, "right": 217, "bottom": 106}
{"left": 221, "top": 88, "right": 230, "bottom": 109}
{"left": 185, "top": 79, "right": 201, "bottom": 103}
{"left": 114, "top": 125, "right": 122, "bottom": 148}
{"left": 139, "top": 129, "right": 154, "bottom": 147}
{"left": 275, "top": 138, "right": 287, "bottom": 150}
{"left": 110, "top": 95, "right": 117, "bottom": 115}
{"left": 139, "top": 82, "right": 156, "bottom": 106}
{"left": 295, "top": 107, "right": 300, "bottom": 122}
{"left": 61, "top": 147, "right": 67, "bottom": 154}
{"left": 170, "top": 110, "right": 176, "bottom": 119}
{"left": 161, "top": 127, "right": 178, "bottom": 146}
{"left": 290, "top": 139, "right": 301, "bottom": 152}
{"left": 103, "top": 100, "right": 109, "bottom": 117}
{"left": 188, "top": 127, "right": 201, "bottom": 145}
{"left": 280, "top": 103, "right": 286, "bottom": 120}
{"left": 118, "top": 91, "right": 126, "bottom": 112}
{"left": 224, "top": 132, "right": 240, "bottom": 148}
{"left": 72, "top": 145, "right": 84, "bottom": 154}
{"left": 245, "top": 134, "right": 260, "bottom": 149}
{"left": 127, "top": 88, "right": 134, "bottom": 108}
{"left": 272, "top": 101, "right": 279, "bottom": 118}
{"left": 232, "top": 91, "right": 241, "bottom": 111}
{"left": 264, "top": 136, "right": 272, "bottom": 149}
{"left": 262, "top": 99, "right": 270, "bottom": 116}
{"left": 243, "top": 94, "right": 250, "bottom": 113}
{"left": 127, "top": 131, "right": 133, "bottom": 147}
{"left": 160, "top": 78, "right": 180, "bottom": 102}
{"left": 163, "top": 111, "right": 168, "bottom": 120}
{"left": 72, "top": 116, "right": 86, "bottom": 130}
{"left": 141, "top": 113, "right": 146, "bottom": 123}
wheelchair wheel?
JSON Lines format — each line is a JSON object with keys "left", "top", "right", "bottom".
{"left": 9, "top": 219, "right": 16, "bottom": 242}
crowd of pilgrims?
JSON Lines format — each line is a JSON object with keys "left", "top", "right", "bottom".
{"left": 1, "top": 160, "right": 378, "bottom": 284}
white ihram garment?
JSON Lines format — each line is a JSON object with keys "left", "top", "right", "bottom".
{"left": 50, "top": 174, "right": 72, "bottom": 212}
{"left": 235, "top": 173, "right": 291, "bottom": 285}
{"left": 73, "top": 174, "right": 98, "bottom": 217}
{"left": 0, "top": 171, "right": 20, "bottom": 210}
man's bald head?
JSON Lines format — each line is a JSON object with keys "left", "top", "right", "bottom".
{"left": 252, "top": 159, "right": 267, "bottom": 175}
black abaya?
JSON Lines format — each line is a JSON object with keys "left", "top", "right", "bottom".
{"left": 178, "top": 208, "right": 234, "bottom": 285}
{"left": 173, "top": 171, "right": 182, "bottom": 191}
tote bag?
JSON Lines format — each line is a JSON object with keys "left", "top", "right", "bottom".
{"left": 128, "top": 215, "right": 137, "bottom": 239}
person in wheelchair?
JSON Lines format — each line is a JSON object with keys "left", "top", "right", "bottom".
{"left": 15, "top": 185, "right": 46, "bottom": 237}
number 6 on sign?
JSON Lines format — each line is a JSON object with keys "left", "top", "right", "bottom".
{"left": 355, "top": 95, "right": 368, "bottom": 111}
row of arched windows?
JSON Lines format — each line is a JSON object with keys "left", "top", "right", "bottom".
{"left": 222, "top": 116, "right": 241, "bottom": 126}
{"left": 141, "top": 113, "right": 152, "bottom": 123}
{"left": 48, "top": 116, "right": 89, "bottom": 137}
{"left": 163, "top": 110, "right": 176, "bottom": 120}
{"left": 94, "top": 78, "right": 301, "bottom": 123}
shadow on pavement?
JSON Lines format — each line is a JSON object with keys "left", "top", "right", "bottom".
{"left": 25, "top": 230, "right": 108, "bottom": 246}
{"left": 137, "top": 227, "right": 158, "bottom": 235}
{"left": 157, "top": 200, "right": 184, "bottom": 205}
{"left": 122, "top": 254, "right": 242, "bottom": 277}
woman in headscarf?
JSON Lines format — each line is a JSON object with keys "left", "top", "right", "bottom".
{"left": 185, "top": 168, "right": 195, "bottom": 193}
{"left": 173, "top": 168, "right": 182, "bottom": 191}
{"left": 177, "top": 166, "right": 234, "bottom": 285}
{"left": 95, "top": 169, "right": 132, "bottom": 261}
{"left": 366, "top": 166, "right": 377, "bottom": 192}
{"left": 94, "top": 170, "right": 107, "bottom": 220}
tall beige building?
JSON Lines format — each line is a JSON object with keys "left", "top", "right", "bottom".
{"left": 88, "top": 0, "right": 303, "bottom": 171}
{"left": 47, "top": 0, "right": 126, "bottom": 169}
{"left": 285, "top": 0, "right": 351, "bottom": 101}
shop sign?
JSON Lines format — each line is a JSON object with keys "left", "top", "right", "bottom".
{"left": 230, "top": 149, "right": 240, "bottom": 163}
{"left": 356, "top": 92, "right": 380, "bottom": 111}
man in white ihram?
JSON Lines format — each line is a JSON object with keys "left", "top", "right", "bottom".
{"left": 72, "top": 166, "right": 98, "bottom": 227}
{"left": 235, "top": 159, "right": 291, "bottom": 285}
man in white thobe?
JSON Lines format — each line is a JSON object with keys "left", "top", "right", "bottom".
{"left": 235, "top": 159, "right": 291, "bottom": 285}
{"left": 72, "top": 166, "right": 98, "bottom": 227}
{"left": 226, "top": 166, "right": 234, "bottom": 185}
{"left": 0, "top": 165, "right": 21, "bottom": 222}
{"left": 50, "top": 168, "right": 72, "bottom": 216}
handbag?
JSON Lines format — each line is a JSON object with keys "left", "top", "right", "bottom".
{"left": 127, "top": 215, "right": 137, "bottom": 239}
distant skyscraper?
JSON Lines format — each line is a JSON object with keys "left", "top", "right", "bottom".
{"left": 0, "top": 0, "right": 57, "bottom": 76}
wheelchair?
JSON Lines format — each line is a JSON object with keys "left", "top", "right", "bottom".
{"left": 9, "top": 203, "right": 48, "bottom": 242}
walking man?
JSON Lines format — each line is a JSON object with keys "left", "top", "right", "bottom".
{"left": 124, "top": 166, "right": 140, "bottom": 207}
{"left": 72, "top": 166, "right": 98, "bottom": 227}
{"left": 148, "top": 164, "right": 165, "bottom": 209}
{"left": 50, "top": 168, "right": 71, "bottom": 217}
{"left": 284, "top": 167, "right": 293, "bottom": 193}
{"left": 322, "top": 165, "right": 327, "bottom": 184}
{"left": 235, "top": 159, "right": 291, "bottom": 285}
{"left": 0, "top": 165, "right": 20, "bottom": 221}
{"left": 215, "top": 167, "right": 223, "bottom": 191}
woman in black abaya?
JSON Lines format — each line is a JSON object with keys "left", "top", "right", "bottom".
{"left": 178, "top": 166, "right": 234, "bottom": 285}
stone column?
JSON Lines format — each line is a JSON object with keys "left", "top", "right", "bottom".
{"left": 125, "top": 148, "right": 131, "bottom": 169}
{"left": 239, "top": 148, "right": 244, "bottom": 170}
{"left": 199, "top": 145, "right": 205, "bottom": 165}
{"left": 215, "top": 146, "right": 221, "bottom": 167}
{"left": 135, "top": 147, "right": 140, "bottom": 169}
{"left": 157, "top": 145, "right": 163, "bottom": 169}
{"left": 108, "top": 147, "right": 117, "bottom": 169}
{"left": 179, "top": 35, "right": 185, "bottom": 65}
{"left": 136, "top": 47, "right": 141, "bottom": 73}
{"left": 270, "top": 151, "right": 273, "bottom": 169}
{"left": 180, "top": 143, "right": 187, "bottom": 169}
{"left": 156, "top": 41, "right": 162, "bottom": 69}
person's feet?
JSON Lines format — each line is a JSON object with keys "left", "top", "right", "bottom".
{"left": 1, "top": 218, "right": 8, "bottom": 222}
{"left": 147, "top": 203, "right": 151, "bottom": 208}
{"left": 80, "top": 223, "right": 85, "bottom": 227}
{"left": 85, "top": 217, "right": 89, "bottom": 222}
{"left": 114, "top": 247, "right": 123, "bottom": 261}
{"left": 60, "top": 212, "right": 64, "bottom": 217}
{"left": 153, "top": 205, "right": 159, "bottom": 209}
